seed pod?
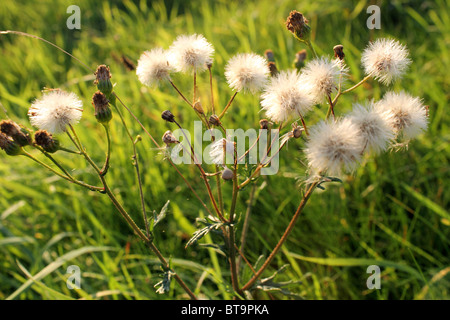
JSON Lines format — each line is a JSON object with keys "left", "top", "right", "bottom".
{"left": 161, "top": 110, "right": 175, "bottom": 123}
{"left": 0, "top": 120, "right": 32, "bottom": 146}
{"left": 94, "top": 65, "right": 113, "bottom": 96}
{"left": 333, "top": 44, "right": 345, "bottom": 60}
{"left": 294, "top": 49, "right": 307, "bottom": 70}
{"left": 285, "top": 10, "right": 311, "bottom": 43}
{"left": 259, "top": 119, "right": 270, "bottom": 130}
{"left": 221, "top": 167, "right": 234, "bottom": 181}
{"left": 193, "top": 100, "right": 204, "bottom": 115}
{"left": 162, "top": 130, "right": 178, "bottom": 145}
{"left": 92, "top": 91, "right": 112, "bottom": 124}
{"left": 209, "top": 114, "right": 221, "bottom": 126}
{"left": 34, "top": 130, "right": 60, "bottom": 153}
{"left": 0, "top": 132, "right": 22, "bottom": 156}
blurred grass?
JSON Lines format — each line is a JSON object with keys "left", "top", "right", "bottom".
{"left": 0, "top": 0, "right": 448, "bottom": 300}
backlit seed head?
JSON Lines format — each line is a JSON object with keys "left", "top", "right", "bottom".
{"left": 361, "top": 38, "right": 411, "bottom": 85}
{"left": 28, "top": 90, "right": 83, "bottom": 134}
{"left": 225, "top": 53, "right": 270, "bottom": 93}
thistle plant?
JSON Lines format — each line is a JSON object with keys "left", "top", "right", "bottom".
{"left": 0, "top": 8, "right": 429, "bottom": 300}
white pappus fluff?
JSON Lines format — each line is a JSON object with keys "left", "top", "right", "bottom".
{"left": 375, "top": 91, "right": 428, "bottom": 140}
{"left": 136, "top": 48, "right": 174, "bottom": 86}
{"left": 260, "top": 70, "right": 314, "bottom": 122}
{"left": 28, "top": 90, "right": 83, "bottom": 134}
{"left": 347, "top": 102, "right": 395, "bottom": 154}
{"left": 168, "top": 34, "right": 214, "bottom": 73}
{"left": 361, "top": 38, "right": 411, "bottom": 85}
{"left": 300, "top": 57, "right": 346, "bottom": 103}
{"left": 225, "top": 53, "right": 270, "bottom": 93}
{"left": 305, "top": 118, "right": 363, "bottom": 176}
{"left": 209, "top": 138, "right": 235, "bottom": 166}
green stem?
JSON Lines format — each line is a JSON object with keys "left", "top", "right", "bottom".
{"left": 241, "top": 181, "right": 318, "bottom": 291}
{"left": 228, "top": 156, "right": 240, "bottom": 295}
{"left": 59, "top": 147, "right": 81, "bottom": 155}
{"left": 22, "top": 151, "right": 103, "bottom": 192}
{"left": 237, "top": 183, "right": 257, "bottom": 273}
{"left": 100, "top": 124, "right": 111, "bottom": 176}
{"left": 307, "top": 41, "right": 318, "bottom": 59}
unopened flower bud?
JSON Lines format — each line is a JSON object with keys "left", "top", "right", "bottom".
{"left": 0, "top": 120, "right": 31, "bottom": 146}
{"left": 209, "top": 114, "right": 221, "bottom": 126}
{"left": 294, "top": 49, "right": 307, "bottom": 70}
{"left": 265, "top": 49, "right": 275, "bottom": 63}
{"left": 286, "top": 10, "right": 311, "bottom": 43}
{"left": 221, "top": 167, "right": 234, "bottom": 181}
{"left": 94, "top": 65, "right": 113, "bottom": 96}
{"left": 259, "top": 119, "right": 271, "bottom": 130}
{"left": 162, "top": 130, "right": 178, "bottom": 145}
{"left": 268, "top": 62, "right": 279, "bottom": 77}
{"left": 161, "top": 110, "right": 175, "bottom": 123}
{"left": 333, "top": 44, "right": 345, "bottom": 60}
{"left": 193, "top": 100, "right": 204, "bottom": 115}
{"left": 34, "top": 130, "right": 60, "bottom": 153}
{"left": 92, "top": 91, "right": 112, "bottom": 125}
{"left": 292, "top": 125, "right": 303, "bottom": 138}
{"left": 0, "top": 132, "right": 22, "bottom": 156}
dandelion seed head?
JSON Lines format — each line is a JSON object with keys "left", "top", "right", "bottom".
{"left": 375, "top": 91, "right": 427, "bottom": 140}
{"left": 361, "top": 38, "right": 411, "bottom": 85}
{"left": 28, "top": 90, "right": 83, "bottom": 134}
{"left": 225, "top": 53, "right": 270, "bottom": 93}
{"left": 260, "top": 70, "right": 314, "bottom": 122}
{"left": 300, "top": 57, "right": 345, "bottom": 102}
{"left": 168, "top": 34, "right": 214, "bottom": 73}
{"left": 347, "top": 102, "right": 395, "bottom": 154}
{"left": 136, "top": 48, "right": 174, "bottom": 86}
{"left": 305, "top": 118, "right": 363, "bottom": 176}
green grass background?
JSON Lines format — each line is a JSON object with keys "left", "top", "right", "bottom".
{"left": 0, "top": 0, "right": 448, "bottom": 300}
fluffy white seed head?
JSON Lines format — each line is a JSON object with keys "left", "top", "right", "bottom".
{"left": 209, "top": 138, "right": 235, "bottom": 165}
{"left": 260, "top": 70, "right": 314, "bottom": 122}
{"left": 28, "top": 90, "right": 83, "bottom": 134}
{"left": 347, "top": 102, "right": 395, "bottom": 154}
{"left": 305, "top": 118, "right": 363, "bottom": 176}
{"left": 225, "top": 53, "right": 270, "bottom": 93}
{"left": 136, "top": 48, "right": 174, "bottom": 86}
{"left": 375, "top": 91, "right": 427, "bottom": 140}
{"left": 168, "top": 34, "right": 214, "bottom": 73}
{"left": 300, "top": 57, "right": 345, "bottom": 103}
{"left": 361, "top": 38, "right": 411, "bottom": 85}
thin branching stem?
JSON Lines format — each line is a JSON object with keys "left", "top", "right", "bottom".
{"left": 219, "top": 92, "right": 238, "bottom": 119}
{"left": 241, "top": 181, "right": 318, "bottom": 291}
